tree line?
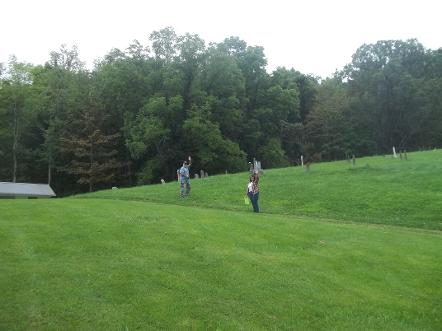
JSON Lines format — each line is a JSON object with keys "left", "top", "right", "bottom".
{"left": 1, "top": 28, "right": 441, "bottom": 195}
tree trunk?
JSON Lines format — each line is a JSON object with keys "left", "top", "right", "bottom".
{"left": 89, "top": 142, "right": 93, "bottom": 192}
{"left": 12, "top": 102, "right": 18, "bottom": 182}
{"left": 48, "top": 163, "right": 52, "bottom": 185}
{"left": 127, "top": 161, "right": 132, "bottom": 186}
{"left": 12, "top": 141, "right": 17, "bottom": 182}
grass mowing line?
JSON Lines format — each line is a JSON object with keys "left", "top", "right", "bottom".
{"left": 76, "top": 197, "right": 442, "bottom": 236}
{"left": 76, "top": 193, "right": 403, "bottom": 230}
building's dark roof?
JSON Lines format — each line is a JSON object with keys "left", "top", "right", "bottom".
{"left": 0, "top": 182, "right": 56, "bottom": 197}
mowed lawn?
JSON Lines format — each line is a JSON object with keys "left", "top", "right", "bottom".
{"left": 1, "top": 199, "right": 441, "bottom": 330}
{"left": 83, "top": 150, "right": 442, "bottom": 230}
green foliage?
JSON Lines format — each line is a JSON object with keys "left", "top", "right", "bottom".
{"left": 1, "top": 33, "right": 441, "bottom": 195}
{"left": 125, "top": 95, "right": 184, "bottom": 183}
{"left": 304, "top": 78, "right": 353, "bottom": 159}
{"left": 199, "top": 49, "right": 245, "bottom": 98}
{"left": 344, "top": 39, "right": 435, "bottom": 152}
{"left": 149, "top": 27, "right": 178, "bottom": 62}
{"left": 128, "top": 97, "right": 172, "bottom": 154}
{"left": 257, "top": 138, "right": 289, "bottom": 168}
{"left": 183, "top": 112, "right": 246, "bottom": 173}
{"left": 134, "top": 155, "right": 164, "bottom": 184}
{"left": 0, "top": 57, "right": 37, "bottom": 182}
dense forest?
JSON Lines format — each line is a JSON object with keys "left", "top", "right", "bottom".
{"left": 1, "top": 28, "right": 441, "bottom": 195}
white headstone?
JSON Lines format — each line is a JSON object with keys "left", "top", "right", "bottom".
{"left": 393, "top": 146, "right": 397, "bottom": 158}
{"left": 254, "top": 158, "right": 258, "bottom": 174}
{"left": 160, "top": 179, "right": 165, "bottom": 184}
{"left": 301, "top": 155, "right": 304, "bottom": 167}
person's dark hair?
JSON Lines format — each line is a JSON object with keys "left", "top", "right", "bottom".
{"left": 249, "top": 176, "right": 254, "bottom": 182}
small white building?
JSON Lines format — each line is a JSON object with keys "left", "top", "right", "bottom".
{"left": 0, "top": 182, "right": 56, "bottom": 198}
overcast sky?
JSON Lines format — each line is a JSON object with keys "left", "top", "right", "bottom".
{"left": 1, "top": 0, "right": 441, "bottom": 78}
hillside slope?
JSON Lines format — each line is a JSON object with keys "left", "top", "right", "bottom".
{"left": 81, "top": 150, "right": 442, "bottom": 230}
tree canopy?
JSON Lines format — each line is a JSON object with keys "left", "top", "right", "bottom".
{"left": 0, "top": 30, "right": 440, "bottom": 195}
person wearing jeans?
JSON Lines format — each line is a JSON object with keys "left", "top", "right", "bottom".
{"left": 248, "top": 174, "right": 260, "bottom": 213}
{"left": 179, "top": 157, "right": 192, "bottom": 197}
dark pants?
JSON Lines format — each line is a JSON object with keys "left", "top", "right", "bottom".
{"left": 249, "top": 192, "right": 260, "bottom": 213}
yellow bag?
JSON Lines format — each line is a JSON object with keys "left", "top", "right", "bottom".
{"left": 244, "top": 195, "right": 250, "bottom": 205}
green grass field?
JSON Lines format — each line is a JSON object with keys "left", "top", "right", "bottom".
{"left": 1, "top": 150, "right": 441, "bottom": 330}
{"left": 84, "top": 150, "right": 442, "bottom": 230}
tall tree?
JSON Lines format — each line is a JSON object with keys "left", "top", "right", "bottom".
{"left": 304, "top": 77, "right": 353, "bottom": 160}
{"left": 126, "top": 95, "right": 183, "bottom": 183}
{"left": 345, "top": 39, "right": 428, "bottom": 152}
{"left": 0, "top": 57, "right": 34, "bottom": 182}
{"left": 182, "top": 110, "right": 246, "bottom": 174}
{"left": 150, "top": 27, "right": 178, "bottom": 63}
{"left": 176, "top": 32, "right": 206, "bottom": 109}
{"left": 196, "top": 47, "right": 246, "bottom": 140}
{"left": 61, "top": 95, "right": 123, "bottom": 192}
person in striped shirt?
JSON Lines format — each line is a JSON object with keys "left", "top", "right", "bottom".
{"left": 247, "top": 174, "right": 260, "bottom": 213}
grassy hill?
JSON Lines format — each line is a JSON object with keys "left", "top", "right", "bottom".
{"left": 83, "top": 150, "right": 442, "bottom": 230}
{"left": 1, "top": 150, "right": 441, "bottom": 330}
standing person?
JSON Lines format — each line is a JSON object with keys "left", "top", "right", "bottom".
{"left": 251, "top": 174, "right": 260, "bottom": 212}
{"left": 248, "top": 174, "right": 260, "bottom": 213}
{"left": 246, "top": 175, "right": 254, "bottom": 205}
{"left": 179, "top": 156, "right": 192, "bottom": 197}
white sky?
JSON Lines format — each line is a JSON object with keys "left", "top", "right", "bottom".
{"left": 1, "top": 0, "right": 441, "bottom": 78}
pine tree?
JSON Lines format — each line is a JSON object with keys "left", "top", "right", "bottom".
{"left": 60, "top": 98, "right": 123, "bottom": 192}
